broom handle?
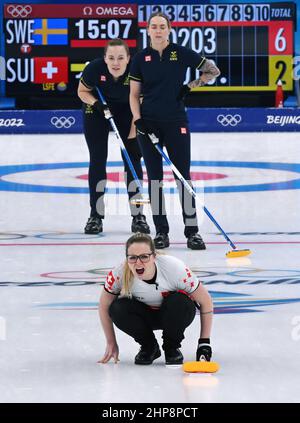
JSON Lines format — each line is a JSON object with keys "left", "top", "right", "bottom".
{"left": 148, "top": 134, "right": 237, "bottom": 250}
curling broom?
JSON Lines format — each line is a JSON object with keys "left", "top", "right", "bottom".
{"left": 96, "top": 87, "right": 149, "bottom": 206}
{"left": 148, "top": 133, "right": 251, "bottom": 258}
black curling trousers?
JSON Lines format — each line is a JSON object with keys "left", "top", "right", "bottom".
{"left": 109, "top": 292, "right": 196, "bottom": 350}
{"left": 137, "top": 120, "right": 199, "bottom": 237}
{"left": 83, "top": 106, "right": 144, "bottom": 218}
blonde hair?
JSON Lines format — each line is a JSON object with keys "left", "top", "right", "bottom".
{"left": 122, "top": 233, "right": 156, "bottom": 297}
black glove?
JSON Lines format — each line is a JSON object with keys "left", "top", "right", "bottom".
{"left": 123, "top": 137, "right": 142, "bottom": 161}
{"left": 176, "top": 84, "right": 191, "bottom": 101}
{"left": 196, "top": 338, "right": 212, "bottom": 362}
{"left": 92, "top": 100, "right": 111, "bottom": 117}
{"left": 134, "top": 118, "right": 150, "bottom": 136}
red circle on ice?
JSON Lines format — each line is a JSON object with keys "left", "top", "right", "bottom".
{"left": 77, "top": 171, "right": 227, "bottom": 182}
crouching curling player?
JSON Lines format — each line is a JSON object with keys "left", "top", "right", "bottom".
{"left": 98, "top": 233, "right": 213, "bottom": 365}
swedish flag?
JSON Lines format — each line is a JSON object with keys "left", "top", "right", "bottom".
{"left": 33, "top": 19, "right": 68, "bottom": 45}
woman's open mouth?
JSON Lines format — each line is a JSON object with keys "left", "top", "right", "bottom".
{"left": 135, "top": 268, "right": 145, "bottom": 276}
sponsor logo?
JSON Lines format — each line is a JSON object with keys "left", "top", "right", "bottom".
{"left": 50, "top": 116, "right": 75, "bottom": 129}
{"left": 217, "top": 114, "right": 242, "bottom": 127}
{"left": 170, "top": 51, "right": 177, "bottom": 61}
{"left": 267, "top": 115, "right": 300, "bottom": 126}
{"left": 83, "top": 6, "right": 134, "bottom": 16}
{"left": 83, "top": 7, "right": 93, "bottom": 16}
{"left": 6, "top": 4, "right": 32, "bottom": 18}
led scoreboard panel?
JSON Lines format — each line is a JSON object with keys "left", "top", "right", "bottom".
{"left": 138, "top": 2, "right": 296, "bottom": 92}
{"left": 4, "top": 3, "right": 138, "bottom": 96}
{"left": 3, "top": 2, "right": 296, "bottom": 97}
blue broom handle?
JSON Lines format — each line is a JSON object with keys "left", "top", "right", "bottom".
{"left": 95, "top": 87, "right": 143, "bottom": 192}
{"left": 152, "top": 140, "right": 237, "bottom": 250}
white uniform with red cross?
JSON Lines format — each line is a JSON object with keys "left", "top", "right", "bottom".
{"left": 104, "top": 255, "right": 200, "bottom": 309}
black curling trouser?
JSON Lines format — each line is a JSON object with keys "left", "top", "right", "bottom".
{"left": 137, "top": 120, "right": 199, "bottom": 237}
{"left": 109, "top": 292, "right": 196, "bottom": 350}
{"left": 83, "top": 107, "right": 144, "bottom": 218}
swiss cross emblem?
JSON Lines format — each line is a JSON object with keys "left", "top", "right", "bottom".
{"left": 100, "top": 75, "right": 106, "bottom": 81}
{"left": 181, "top": 127, "right": 187, "bottom": 134}
{"left": 185, "top": 268, "right": 192, "bottom": 278}
{"left": 145, "top": 55, "right": 151, "bottom": 62}
{"left": 106, "top": 271, "right": 115, "bottom": 288}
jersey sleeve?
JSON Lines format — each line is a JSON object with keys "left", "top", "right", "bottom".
{"left": 104, "top": 265, "right": 123, "bottom": 295}
{"left": 129, "top": 54, "right": 143, "bottom": 82}
{"left": 182, "top": 47, "right": 206, "bottom": 70}
{"left": 80, "top": 60, "right": 99, "bottom": 89}
{"left": 174, "top": 262, "right": 200, "bottom": 294}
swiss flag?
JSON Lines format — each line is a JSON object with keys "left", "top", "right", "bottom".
{"left": 34, "top": 57, "right": 68, "bottom": 83}
{"left": 106, "top": 271, "right": 116, "bottom": 289}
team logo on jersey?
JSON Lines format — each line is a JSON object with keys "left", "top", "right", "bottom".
{"left": 181, "top": 127, "right": 187, "bottom": 134}
{"left": 100, "top": 75, "right": 106, "bottom": 82}
{"left": 145, "top": 55, "right": 151, "bottom": 62}
{"left": 170, "top": 51, "right": 178, "bottom": 61}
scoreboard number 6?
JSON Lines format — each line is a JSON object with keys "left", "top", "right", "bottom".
{"left": 275, "top": 28, "right": 287, "bottom": 53}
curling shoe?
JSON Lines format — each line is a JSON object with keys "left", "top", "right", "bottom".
{"left": 131, "top": 214, "right": 150, "bottom": 234}
{"left": 154, "top": 233, "right": 169, "bottom": 249}
{"left": 84, "top": 216, "right": 103, "bottom": 234}
{"left": 135, "top": 344, "right": 161, "bottom": 365}
{"left": 164, "top": 348, "right": 184, "bottom": 365}
{"left": 187, "top": 233, "right": 206, "bottom": 250}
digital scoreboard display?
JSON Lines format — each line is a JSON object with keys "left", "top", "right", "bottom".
{"left": 4, "top": 3, "right": 138, "bottom": 96}
{"left": 3, "top": 2, "right": 296, "bottom": 98}
{"left": 138, "top": 2, "right": 296, "bottom": 92}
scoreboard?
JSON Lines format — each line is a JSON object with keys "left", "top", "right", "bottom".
{"left": 138, "top": 3, "right": 296, "bottom": 92}
{"left": 3, "top": 2, "right": 296, "bottom": 98}
{"left": 4, "top": 3, "right": 138, "bottom": 96}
